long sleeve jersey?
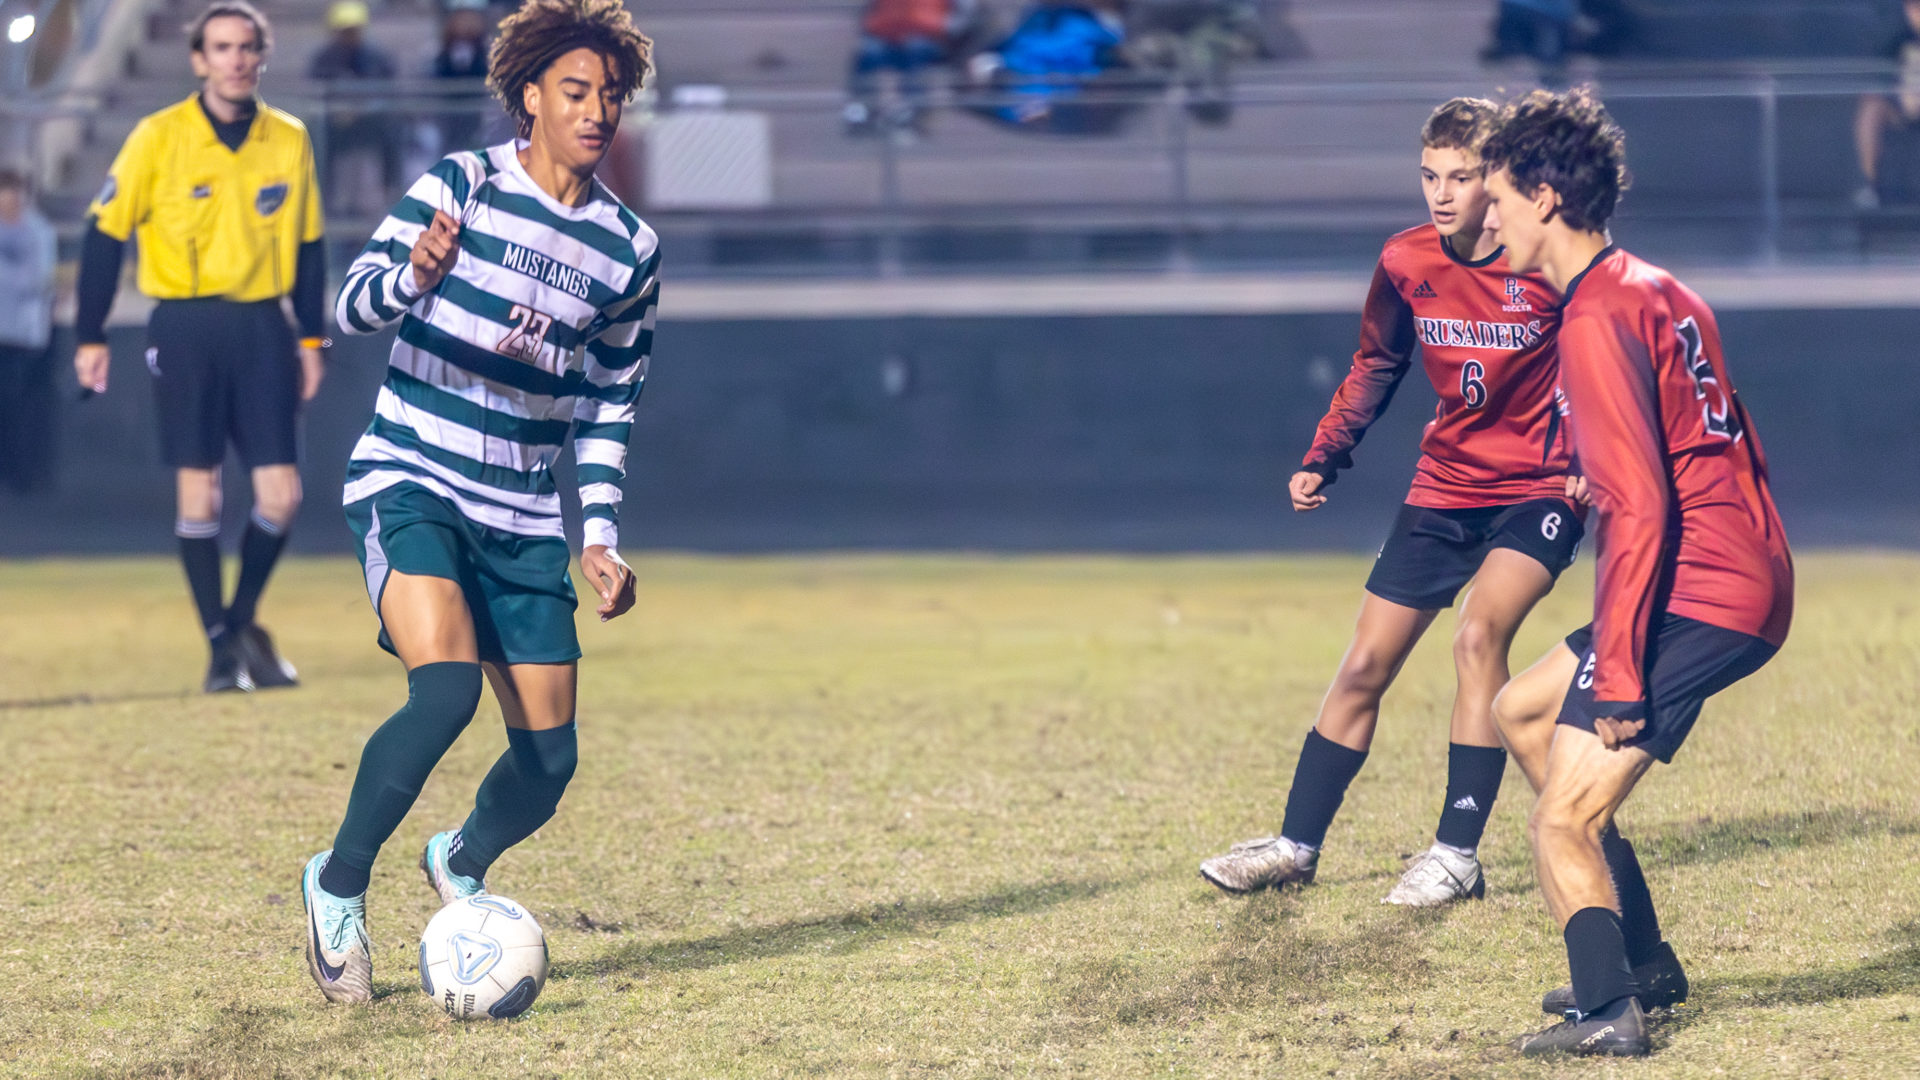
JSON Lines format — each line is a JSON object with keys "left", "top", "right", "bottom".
{"left": 336, "top": 143, "right": 660, "bottom": 551}
{"left": 1557, "top": 247, "right": 1793, "bottom": 717}
{"left": 1303, "top": 224, "right": 1571, "bottom": 509}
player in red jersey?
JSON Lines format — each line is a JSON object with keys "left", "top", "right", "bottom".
{"left": 1479, "top": 89, "right": 1793, "bottom": 1057}
{"left": 1199, "top": 98, "right": 1586, "bottom": 907}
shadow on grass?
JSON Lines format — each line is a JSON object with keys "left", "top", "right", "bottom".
{"left": 1055, "top": 891, "right": 1438, "bottom": 1032}
{"left": 1703, "top": 920, "right": 1920, "bottom": 1009}
{"left": 561, "top": 875, "right": 1134, "bottom": 980}
{"left": 79, "top": 1002, "right": 315, "bottom": 1080}
{"left": 0, "top": 689, "right": 194, "bottom": 712}
{"left": 1632, "top": 806, "right": 1920, "bottom": 871}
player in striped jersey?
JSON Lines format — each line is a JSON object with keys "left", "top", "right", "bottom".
{"left": 300, "top": 0, "right": 656, "bottom": 1005}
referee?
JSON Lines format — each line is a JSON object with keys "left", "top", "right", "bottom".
{"left": 74, "top": 0, "right": 327, "bottom": 693}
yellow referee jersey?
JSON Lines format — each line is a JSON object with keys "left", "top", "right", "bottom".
{"left": 88, "top": 95, "right": 324, "bottom": 302}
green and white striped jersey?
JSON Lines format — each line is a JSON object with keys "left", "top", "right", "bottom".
{"left": 335, "top": 142, "right": 659, "bottom": 551}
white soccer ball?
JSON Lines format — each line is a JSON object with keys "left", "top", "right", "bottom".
{"left": 419, "top": 894, "right": 549, "bottom": 1020}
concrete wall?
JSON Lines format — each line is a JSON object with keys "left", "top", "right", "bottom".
{"left": 3, "top": 306, "right": 1913, "bottom": 554}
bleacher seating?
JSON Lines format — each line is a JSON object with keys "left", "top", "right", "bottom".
{"left": 33, "top": 0, "right": 1913, "bottom": 273}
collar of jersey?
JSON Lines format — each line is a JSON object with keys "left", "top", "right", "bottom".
{"left": 495, "top": 139, "right": 608, "bottom": 223}
{"left": 1559, "top": 244, "right": 1619, "bottom": 307}
{"left": 1434, "top": 227, "right": 1502, "bottom": 269}
{"left": 183, "top": 93, "right": 262, "bottom": 151}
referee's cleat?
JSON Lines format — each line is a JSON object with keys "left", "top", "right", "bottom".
{"left": 1199, "top": 835, "right": 1318, "bottom": 894}
{"left": 203, "top": 632, "right": 253, "bottom": 694}
{"left": 1383, "top": 843, "right": 1486, "bottom": 907}
{"left": 419, "top": 830, "right": 486, "bottom": 906}
{"left": 302, "top": 851, "right": 373, "bottom": 1004}
{"left": 1541, "top": 940, "right": 1689, "bottom": 1015}
{"left": 1516, "top": 995, "right": 1651, "bottom": 1057}
{"left": 233, "top": 623, "right": 299, "bottom": 689}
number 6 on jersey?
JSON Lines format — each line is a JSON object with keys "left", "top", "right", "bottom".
{"left": 1460, "top": 359, "right": 1487, "bottom": 409}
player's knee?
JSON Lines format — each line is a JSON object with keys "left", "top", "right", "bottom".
{"left": 408, "top": 660, "right": 485, "bottom": 721}
{"left": 1491, "top": 681, "right": 1526, "bottom": 734}
{"left": 1333, "top": 646, "right": 1396, "bottom": 698}
{"left": 254, "top": 490, "right": 302, "bottom": 528}
{"left": 1492, "top": 677, "right": 1551, "bottom": 737}
{"left": 1451, "top": 616, "right": 1504, "bottom": 671}
{"left": 1528, "top": 798, "right": 1603, "bottom": 852}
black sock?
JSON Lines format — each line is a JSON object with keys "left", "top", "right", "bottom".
{"left": 1433, "top": 743, "right": 1507, "bottom": 851}
{"left": 1600, "top": 825, "right": 1664, "bottom": 967}
{"left": 176, "top": 521, "right": 225, "bottom": 638}
{"left": 225, "top": 512, "right": 289, "bottom": 631}
{"left": 452, "top": 723, "right": 579, "bottom": 880}
{"left": 1278, "top": 728, "right": 1369, "bottom": 850}
{"left": 1564, "top": 906, "right": 1641, "bottom": 1017}
{"left": 319, "top": 662, "right": 484, "bottom": 898}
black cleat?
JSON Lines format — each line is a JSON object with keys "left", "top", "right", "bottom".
{"left": 233, "top": 623, "right": 299, "bottom": 689}
{"left": 203, "top": 633, "right": 254, "bottom": 694}
{"left": 1516, "top": 996, "right": 1651, "bottom": 1057}
{"left": 1540, "top": 940, "right": 1688, "bottom": 1016}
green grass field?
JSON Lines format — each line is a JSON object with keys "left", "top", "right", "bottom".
{"left": 2, "top": 553, "right": 1918, "bottom": 1079}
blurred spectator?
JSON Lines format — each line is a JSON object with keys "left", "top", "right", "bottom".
{"left": 310, "top": 0, "right": 400, "bottom": 216}
{"left": 1482, "top": 0, "right": 1574, "bottom": 68}
{"left": 1854, "top": 0, "right": 1920, "bottom": 209}
{"left": 844, "top": 0, "right": 981, "bottom": 135}
{"left": 431, "top": 0, "right": 492, "bottom": 153}
{"left": 1128, "top": 0, "right": 1273, "bottom": 126}
{"left": 0, "top": 168, "right": 58, "bottom": 494}
{"left": 1573, "top": 0, "right": 1636, "bottom": 58}
{"left": 967, "top": 1, "right": 1132, "bottom": 135}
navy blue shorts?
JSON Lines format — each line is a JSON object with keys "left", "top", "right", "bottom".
{"left": 1556, "top": 614, "right": 1778, "bottom": 763}
{"left": 1364, "top": 497, "right": 1583, "bottom": 611}
{"left": 146, "top": 298, "right": 300, "bottom": 469}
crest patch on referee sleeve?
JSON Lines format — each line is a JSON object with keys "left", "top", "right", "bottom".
{"left": 97, "top": 176, "right": 117, "bottom": 205}
{"left": 256, "top": 182, "right": 288, "bottom": 216}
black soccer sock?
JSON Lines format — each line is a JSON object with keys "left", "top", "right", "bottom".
{"left": 176, "top": 520, "right": 225, "bottom": 638}
{"left": 320, "top": 662, "right": 484, "bottom": 898}
{"left": 1600, "top": 825, "right": 1665, "bottom": 967}
{"left": 1564, "top": 906, "right": 1642, "bottom": 1017}
{"left": 224, "top": 511, "right": 288, "bottom": 631}
{"left": 1278, "top": 728, "right": 1370, "bottom": 850}
{"left": 451, "top": 722, "right": 579, "bottom": 880}
{"left": 1433, "top": 743, "right": 1508, "bottom": 852}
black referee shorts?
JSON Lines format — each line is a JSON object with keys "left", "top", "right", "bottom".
{"left": 145, "top": 298, "right": 300, "bottom": 469}
{"left": 1556, "top": 614, "right": 1779, "bottom": 764}
{"left": 1363, "top": 497, "right": 1584, "bottom": 611}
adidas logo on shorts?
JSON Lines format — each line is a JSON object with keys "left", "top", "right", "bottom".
{"left": 1451, "top": 795, "right": 1480, "bottom": 812}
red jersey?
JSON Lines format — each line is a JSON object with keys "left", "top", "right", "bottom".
{"left": 1558, "top": 247, "right": 1794, "bottom": 713}
{"left": 1304, "top": 224, "right": 1570, "bottom": 509}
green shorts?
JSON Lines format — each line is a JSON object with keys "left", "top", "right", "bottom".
{"left": 345, "top": 481, "right": 581, "bottom": 665}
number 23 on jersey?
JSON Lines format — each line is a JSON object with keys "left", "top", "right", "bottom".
{"left": 497, "top": 305, "right": 554, "bottom": 363}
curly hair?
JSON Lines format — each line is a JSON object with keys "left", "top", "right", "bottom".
{"left": 488, "top": 0, "right": 653, "bottom": 138}
{"left": 1479, "top": 87, "right": 1630, "bottom": 232}
{"left": 1420, "top": 97, "right": 1499, "bottom": 155}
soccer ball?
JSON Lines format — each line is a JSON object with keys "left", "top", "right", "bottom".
{"left": 418, "top": 895, "right": 549, "bottom": 1020}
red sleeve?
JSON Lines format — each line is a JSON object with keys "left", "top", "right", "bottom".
{"left": 1559, "top": 312, "right": 1671, "bottom": 717}
{"left": 1301, "top": 259, "right": 1416, "bottom": 484}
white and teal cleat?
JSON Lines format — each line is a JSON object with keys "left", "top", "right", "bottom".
{"left": 419, "top": 830, "right": 487, "bottom": 906}
{"left": 301, "top": 851, "right": 372, "bottom": 1004}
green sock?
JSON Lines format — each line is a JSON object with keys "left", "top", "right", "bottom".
{"left": 320, "top": 661, "right": 483, "bottom": 897}
{"left": 451, "top": 723, "right": 578, "bottom": 880}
